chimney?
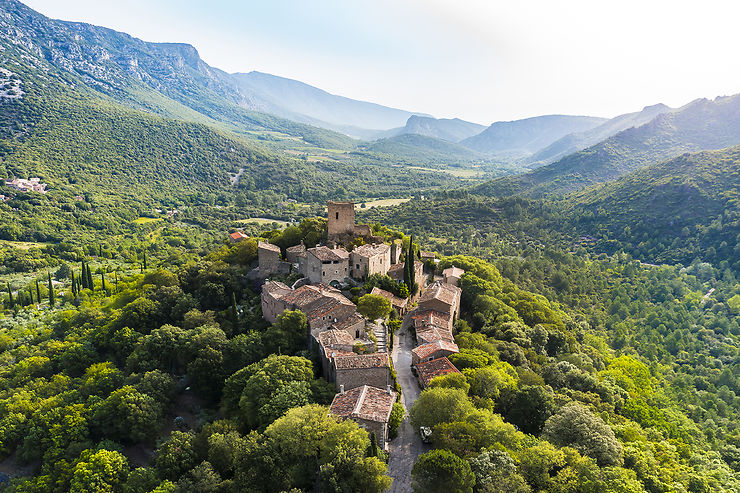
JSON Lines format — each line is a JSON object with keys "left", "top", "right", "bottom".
{"left": 340, "top": 385, "right": 345, "bottom": 394}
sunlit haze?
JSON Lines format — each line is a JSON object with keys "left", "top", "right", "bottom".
{"left": 22, "top": 0, "right": 740, "bottom": 124}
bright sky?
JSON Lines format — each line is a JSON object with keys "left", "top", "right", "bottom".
{"left": 22, "top": 0, "right": 740, "bottom": 124}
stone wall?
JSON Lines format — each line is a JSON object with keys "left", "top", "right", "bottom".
{"left": 335, "top": 367, "right": 391, "bottom": 392}
{"left": 355, "top": 417, "right": 388, "bottom": 448}
{"left": 328, "top": 201, "right": 355, "bottom": 237}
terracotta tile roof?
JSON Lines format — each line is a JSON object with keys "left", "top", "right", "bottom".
{"left": 443, "top": 266, "right": 465, "bottom": 278}
{"left": 229, "top": 231, "right": 248, "bottom": 240}
{"left": 286, "top": 243, "right": 306, "bottom": 253}
{"left": 370, "top": 287, "right": 407, "bottom": 310}
{"left": 419, "top": 281, "right": 461, "bottom": 307}
{"left": 258, "top": 241, "right": 281, "bottom": 253}
{"left": 415, "top": 325, "right": 454, "bottom": 345}
{"left": 317, "top": 329, "right": 355, "bottom": 348}
{"left": 305, "top": 297, "right": 351, "bottom": 323}
{"left": 330, "top": 385, "right": 397, "bottom": 423}
{"left": 262, "top": 280, "right": 292, "bottom": 299}
{"left": 309, "top": 246, "right": 350, "bottom": 261}
{"left": 330, "top": 312, "right": 365, "bottom": 331}
{"left": 412, "top": 309, "right": 452, "bottom": 329}
{"left": 281, "top": 285, "right": 326, "bottom": 307}
{"left": 352, "top": 243, "right": 390, "bottom": 258}
{"left": 334, "top": 353, "right": 389, "bottom": 370}
{"left": 412, "top": 340, "right": 459, "bottom": 361}
{"left": 415, "top": 357, "right": 461, "bottom": 387}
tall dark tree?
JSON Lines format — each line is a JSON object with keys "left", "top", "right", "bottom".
{"left": 143, "top": 251, "right": 148, "bottom": 270}
{"left": 36, "top": 280, "right": 41, "bottom": 303}
{"left": 80, "top": 261, "right": 88, "bottom": 289}
{"left": 71, "top": 271, "right": 77, "bottom": 297}
{"left": 7, "top": 283, "right": 14, "bottom": 308}
{"left": 48, "top": 272, "right": 55, "bottom": 307}
{"left": 28, "top": 286, "right": 34, "bottom": 305}
{"left": 101, "top": 271, "right": 106, "bottom": 292}
{"left": 231, "top": 292, "right": 239, "bottom": 329}
{"left": 87, "top": 264, "right": 94, "bottom": 291}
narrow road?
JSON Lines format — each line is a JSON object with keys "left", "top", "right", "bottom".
{"left": 387, "top": 316, "right": 426, "bottom": 492}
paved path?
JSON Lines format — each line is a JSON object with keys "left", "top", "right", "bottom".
{"left": 372, "top": 320, "right": 388, "bottom": 353}
{"left": 387, "top": 317, "right": 426, "bottom": 492}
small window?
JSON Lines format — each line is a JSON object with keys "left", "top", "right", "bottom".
{"left": 336, "top": 212, "right": 339, "bottom": 220}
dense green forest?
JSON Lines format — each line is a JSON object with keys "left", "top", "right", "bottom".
{"left": 1, "top": 215, "right": 738, "bottom": 491}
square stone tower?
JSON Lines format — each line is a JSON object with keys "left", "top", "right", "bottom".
{"left": 328, "top": 201, "right": 355, "bottom": 238}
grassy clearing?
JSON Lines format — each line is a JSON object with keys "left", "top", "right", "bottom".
{"left": 359, "top": 198, "right": 412, "bottom": 208}
{"left": 236, "top": 218, "right": 291, "bottom": 227}
{"left": 0, "top": 240, "right": 50, "bottom": 250}
{"left": 404, "top": 165, "right": 485, "bottom": 178}
{"left": 133, "top": 217, "right": 163, "bottom": 225}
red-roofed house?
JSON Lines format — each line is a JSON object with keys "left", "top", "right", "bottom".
{"left": 411, "top": 340, "right": 459, "bottom": 366}
{"left": 229, "top": 231, "right": 248, "bottom": 243}
{"left": 415, "top": 356, "right": 461, "bottom": 388}
{"left": 329, "top": 385, "right": 397, "bottom": 448}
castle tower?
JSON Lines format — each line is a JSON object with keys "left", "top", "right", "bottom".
{"left": 328, "top": 201, "right": 355, "bottom": 238}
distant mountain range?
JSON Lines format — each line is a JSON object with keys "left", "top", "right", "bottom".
{"left": 475, "top": 94, "right": 740, "bottom": 197}
{"left": 230, "top": 72, "right": 430, "bottom": 138}
{"left": 525, "top": 103, "right": 674, "bottom": 167}
{"left": 460, "top": 114, "right": 606, "bottom": 158}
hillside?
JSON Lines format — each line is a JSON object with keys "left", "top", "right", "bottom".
{"left": 398, "top": 115, "right": 486, "bottom": 142}
{"left": 358, "top": 133, "right": 484, "bottom": 165}
{"left": 231, "top": 72, "right": 428, "bottom": 137}
{"left": 477, "top": 94, "right": 740, "bottom": 197}
{"left": 526, "top": 103, "right": 673, "bottom": 166}
{"left": 460, "top": 114, "right": 606, "bottom": 157}
{"left": 566, "top": 146, "right": 740, "bottom": 268}
{"left": 0, "top": 0, "right": 360, "bottom": 150}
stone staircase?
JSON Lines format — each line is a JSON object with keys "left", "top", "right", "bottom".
{"left": 372, "top": 323, "right": 388, "bottom": 353}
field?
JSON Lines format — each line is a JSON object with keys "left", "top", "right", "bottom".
{"left": 132, "top": 217, "right": 163, "bottom": 225}
{"left": 0, "top": 240, "right": 50, "bottom": 250}
{"left": 359, "top": 198, "right": 412, "bottom": 208}
{"left": 404, "top": 165, "right": 486, "bottom": 178}
{"left": 236, "top": 218, "right": 292, "bottom": 227}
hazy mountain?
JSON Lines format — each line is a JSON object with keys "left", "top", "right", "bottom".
{"left": 525, "top": 103, "right": 674, "bottom": 167}
{"left": 231, "top": 71, "right": 429, "bottom": 137}
{"left": 460, "top": 114, "right": 606, "bottom": 157}
{"left": 475, "top": 94, "right": 740, "bottom": 198}
{"left": 396, "top": 115, "right": 486, "bottom": 143}
{"left": 358, "top": 133, "right": 483, "bottom": 164}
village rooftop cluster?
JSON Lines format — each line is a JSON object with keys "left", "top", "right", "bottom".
{"left": 234, "top": 201, "right": 466, "bottom": 449}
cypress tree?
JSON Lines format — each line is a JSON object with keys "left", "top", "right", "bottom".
{"left": 48, "top": 273, "right": 55, "bottom": 307}
{"left": 80, "top": 261, "right": 88, "bottom": 289}
{"left": 7, "top": 283, "right": 13, "bottom": 308}
{"left": 369, "top": 432, "right": 378, "bottom": 458}
{"left": 115, "top": 270, "right": 119, "bottom": 292}
{"left": 87, "top": 265, "right": 94, "bottom": 291}
{"left": 71, "top": 271, "right": 77, "bottom": 297}
{"left": 143, "top": 251, "right": 147, "bottom": 270}
{"left": 28, "top": 286, "right": 33, "bottom": 305}
{"left": 101, "top": 271, "right": 106, "bottom": 292}
{"left": 35, "top": 280, "right": 41, "bottom": 303}
{"left": 231, "top": 292, "right": 239, "bottom": 327}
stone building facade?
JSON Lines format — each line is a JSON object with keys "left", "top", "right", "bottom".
{"left": 333, "top": 353, "right": 391, "bottom": 391}
{"left": 257, "top": 241, "right": 290, "bottom": 278}
{"left": 442, "top": 266, "right": 465, "bottom": 287}
{"left": 411, "top": 340, "right": 459, "bottom": 366}
{"left": 305, "top": 246, "right": 350, "bottom": 285}
{"left": 350, "top": 243, "right": 391, "bottom": 279}
{"left": 328, "top": 201, "right": 356, "bottom": 238}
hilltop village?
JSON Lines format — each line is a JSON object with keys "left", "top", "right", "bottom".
{"left": 238, "top": 202, "right": 466, "bottom": 449}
